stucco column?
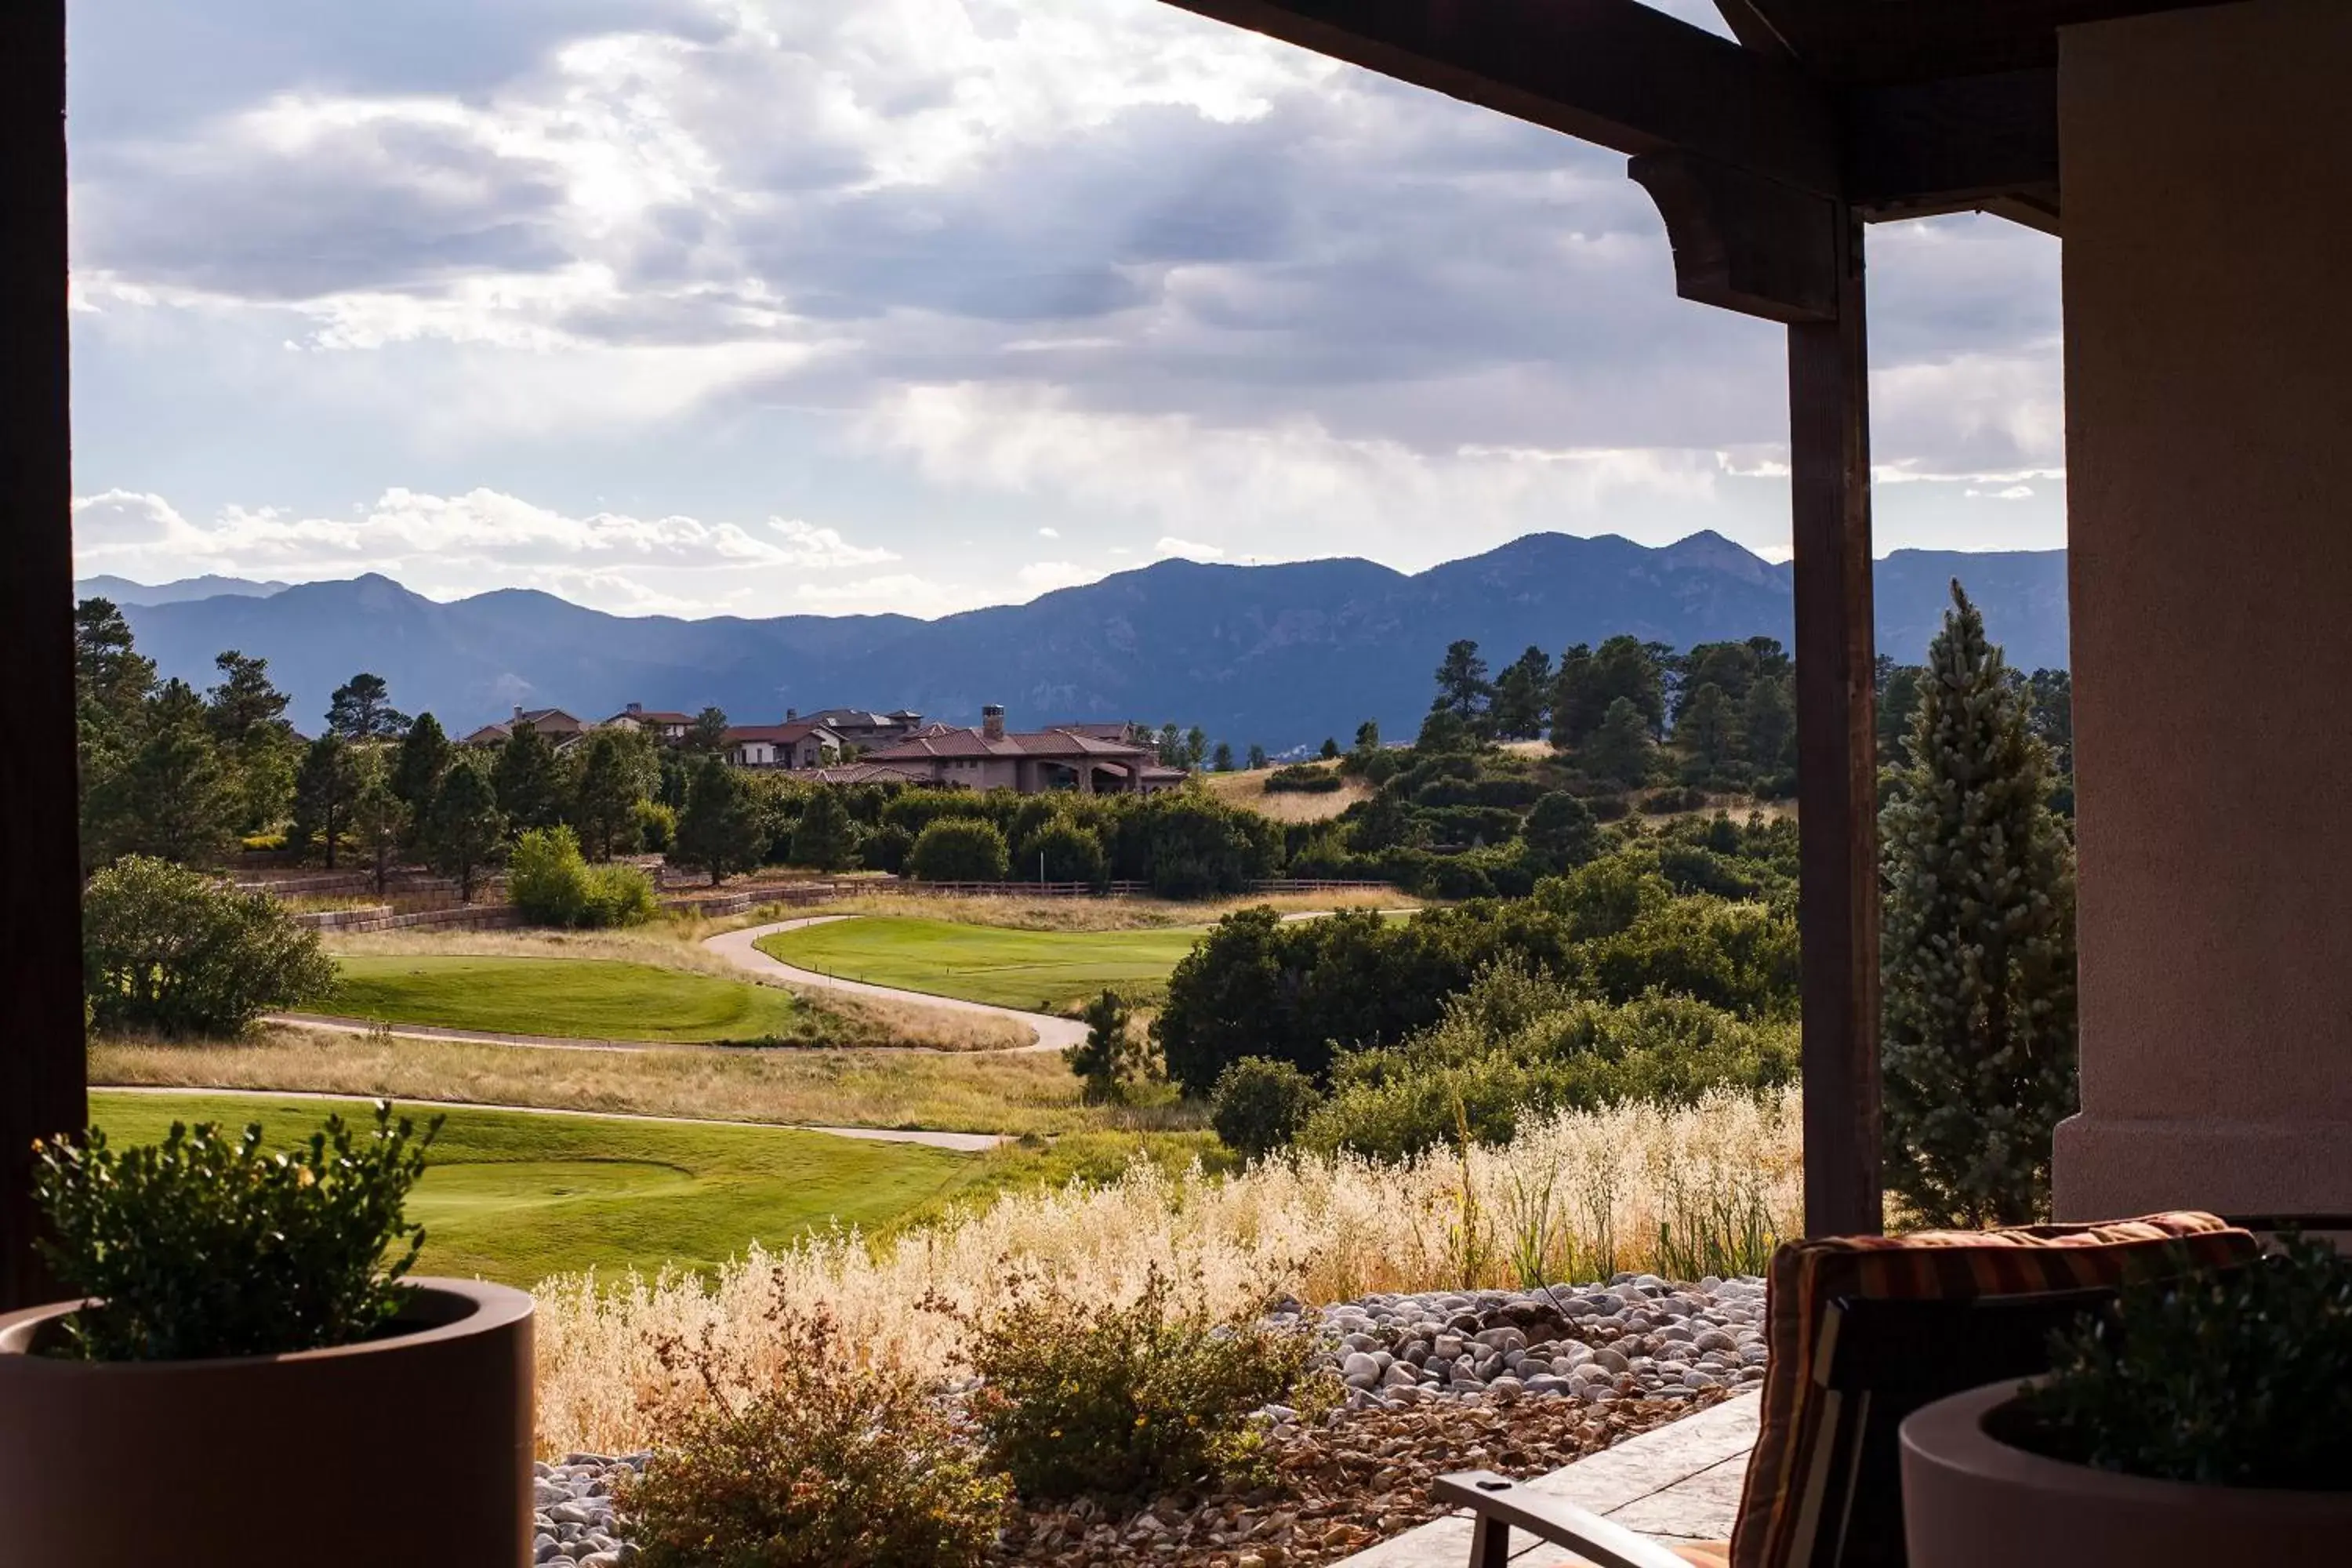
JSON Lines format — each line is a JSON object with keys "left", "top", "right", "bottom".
{"left": 2054, "top": 0, "right": 2352, "bottom": 1220}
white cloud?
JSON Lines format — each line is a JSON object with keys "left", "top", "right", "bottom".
{"left": 768, "top": 517, "right": 898, "bottom": 568}
{"left": 1154, "top": 536, "right": 1225, "bottom": 560}
{"left": 1015, "top": 558, "right": 1102, "bottom": 593}
{"left": 790, "top": 572, "right": 972, "bottom": 615}
{"left": 1036, "top": 525, "right": 1058, "bottom": 538}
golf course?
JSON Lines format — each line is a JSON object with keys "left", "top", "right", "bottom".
{"left": 753, "top": 914, "right": 1207, "bottom": 1012}
{"left": 88, "top": 1091, "right": 985, "bottom": 1284}
{"left": 324, "top": 954, "right": 818, "bottom": 1044}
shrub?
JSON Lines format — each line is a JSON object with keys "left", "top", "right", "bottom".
{"left": 633, "top": 798, "right": 676, "bottom": 852}
{"left": 626, "top": 1300, "right": 1006, "bottom": 1568}
{"left": 1016, "top": 816, "right": 1108, "bottom": 887}
{"left": 240, "top": 832, "right": 287, "bottom": 853}
{"left": 1210, "top": 1058, "right": 1323, "bottom": 1158}
{"left": 1419, "top": 856, "right": 1496, "bottom": 900}
{"left": 2020, "top": 1237, "right": 2352, "bottom": 1490}
{"left": 1067, "top": 989, "right": 1152, "bottom": 1104}
{"left": 585, "top": 862, "right": 659, "bottom": 926}
{"left": 906, "top": 818, "right": 1011, "bottom": 882}
{"left": 82, "top": 855, "right": 335, "bottom": 1036}
{"left": 950, "top": 1267, "right": 1313, "bottom": 1502}
{"left": 1640, "top": 785, "right": 1709, "bottom": 815}
{"left": 511, "top": 827, "right": 655, "bottom": 927}
{"left": 1264, "top": 763, "right": 1344, "bottom": 795}
{"left": 861, "top": 821, "right": 913, "bottom": 873}
{"left": 1131, "top": 792, "right": 1269, "bottom": 898}
{"left": 31, "top": 1102, "right": 440, "bottom": 1360}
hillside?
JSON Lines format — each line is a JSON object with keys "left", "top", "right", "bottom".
{"left": 107, "top": 531, "right": 2068, "bottom": 748}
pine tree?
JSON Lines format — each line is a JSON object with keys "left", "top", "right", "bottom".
{"left": 291, "top": 732, "right": 361, "bottom": 868}
{"left": 74, "top": 597, "right": 155, "bottom": 727}
{"left": 1740, "top": 673, "right": 1795, "bottom": 776}
{"left": 1673, "top": 682, "right": 1737, "bottom": 783}
{"left": 492, "top": 720, "right": 564, "bottom": 833}
{"left": 1247, "top": 743, "right": 1269, "bottom": 771}
{"left": 673, "top": 755, "right": 766, "bottom": 886}
{"left": 788, "top": 786, "right": 859, "bottom": 872}
{"left": 1880, "top": 582, "right": 2078, "bottom": 1228}
{"left": 1431, "top": 639, "right": 1491, "bottom": 726}
{"left": 325, "top": 672, "right": 409, "bottom": 741}
{"left": 685, "top": 706, "right": 731, "bottom": 754}
{"left": 569, "top": 728, "right": 650, "bottom": 859}
{"left": 205, "top": 650, "right": 299, "bottom": 832}
{"left": 84, "top": 679, "right": 240, "bottom": 866}
{"left": 1211, "top": 741, "right": 1234, "bottom": 772}
{"left": 1185, "top": 727, "right": 1208, "bottom": 769}
{"left": 423, "top": 757, "right": 504, "bottom": 902}
{"left": 1068, "top": 989, "right": 1147, "bottom": 1105}
{"left": 391, "top": 713, "right": 453, "bottom": 816}
{"left": 1580, "top": 697, "right": 1655, "bottom": 790}
{"left": 349, "top": 758, "right": 409, "bottom": 896}
{"left": 1489, "top": 645, "right": 1553, "bottom": 739}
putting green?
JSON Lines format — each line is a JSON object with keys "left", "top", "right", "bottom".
{"left": 756, "top": 916, "right": 1207, "bottom": 1013}
{"left": 325, "top": 954, "right": 813, "bottom": 1044}
{"left": 87, "top": 1091, "right": 982, "bottom": 1286}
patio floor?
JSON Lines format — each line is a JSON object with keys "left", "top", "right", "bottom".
{"left": 1337, "top": 1392, "right": 1759, "bottom": 1567}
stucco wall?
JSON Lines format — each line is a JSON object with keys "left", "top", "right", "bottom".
{"left": 2055, "top": 0, "right": 2352, "bottom": 1218}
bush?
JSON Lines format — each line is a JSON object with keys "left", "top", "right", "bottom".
{"left": 1016, "top": 817, "right": 1108, "bottom": 887}
{"left": 633, "top": 799, "right": 676, "bottom": 852}
{"left": 82, "top": 855, "right": 336, "bottom": 1036}
{"left": 2020, "top": 1237, "right": 2352, "bottom": 1489}
{"left": 626, "top": 1301, "right": 1006, "bottom": 1568}
{"left": 1210, "top": 1058, "right": 1323, "bottom": 1158}
{"left": 1264, "top": 763, "right": 1344, "bottom": 795}
{"left": 906, "top": 817, "right": 1011, "bottom": 882}
{"left": 952, "top": 1268, "right": 1313, "bottom": 1502}
{"left": 31, "top": 1102, "right": 439, "bottom": 1360}
{"left": 1640, "top": 785, "right": 1709, "bottom": 815}
{"left": 585, "top": 862, "right": 659, "bottom": 925}
{"left": 1130, "top": 792, "right": 1269, "bottom": 898}
{"left": 1419, "top": 856, "right": 1496, "bottom": 901}
{"left": 240, "top": 832, "right": 287, "bottom": 853}
{"left": 508, "top": 826, "right": 655, "bottom": 927}
{"left": 861, "top": 821, "right": 914, "bottom": 873}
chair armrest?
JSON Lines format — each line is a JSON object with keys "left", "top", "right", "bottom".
{"left": 1433, "top": 1471, "right": 1696, "bottom": 1568}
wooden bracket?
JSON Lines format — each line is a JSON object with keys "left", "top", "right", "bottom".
{"left": 1628, "top": 150, "right": 1840, "bottom": 325}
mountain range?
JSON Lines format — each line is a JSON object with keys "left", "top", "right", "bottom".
{"left": 86, "top": 532, "right": 2068, "bottom": 748}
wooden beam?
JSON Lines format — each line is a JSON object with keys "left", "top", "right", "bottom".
{"left": 1152, "top": 0, "right": 1841, "bottom": 195}
{"left": 1628, "top": 151, "right": 1839, "bottom": 325}
{"left": 1846, "top": 68, "right": 2060, "bottom": 225}
{"left": 0, "top": 0, "right": 85, "bottom": 1311}
{"left": 1788, "top": 205, "right": 1882, "bottom": 1238}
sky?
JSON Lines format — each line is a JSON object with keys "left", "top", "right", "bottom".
{"left": 65, "top": 0, "right": 2066, "bottom": 619}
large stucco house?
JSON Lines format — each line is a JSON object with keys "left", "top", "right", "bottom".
{"left": 724, "top": 720, "right": 843, "bottom": 771}
{"left": 859, "top": 706, "right": 1185, "bottom": 795}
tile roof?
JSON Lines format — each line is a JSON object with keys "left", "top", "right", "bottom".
{"left": 725, "top": 721, "right": 838, "bottom": 745}
{"left": 863, "top": 725, "right": 1150, "bottom": 762}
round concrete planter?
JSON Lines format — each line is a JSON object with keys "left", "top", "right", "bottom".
{"left": 1900, "top": 1381, "right": 2352, "bottom": 1567}
{"left": 0, "top": 1278, "right": 535, "bottom": 1567}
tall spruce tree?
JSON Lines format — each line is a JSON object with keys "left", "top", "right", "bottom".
{"left": 1880, "top": 582, "right": 2078, "bottom": 1228}
{"left": 291, "top": 732, "right": 361, "bottom": 868}
{"left": 492, "top": 720, "right": 565, "bottom": 833}
{"left": 423, "top": 757, "right": 504, "bottom": 902}
{"left": 325, "top": 672, "right": 409, "bottom": 741}
{"left": 788, "top": 786, "right": 858, "bottom": 872}
{"left": 673, "top": 755, "right": 766, "bottom": 886}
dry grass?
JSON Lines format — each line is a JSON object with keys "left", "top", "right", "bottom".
{"left": 89, "top": 1025, "right": 1108, "bottom": 1135}
{"left": 321, "top": 924, "right": 1029, "bottom": 1051}
{"left": 1201, "top": 764, "right": 1373, "bottom": 823}
{"left": 533, "top": 1089, "right": 1801, "bottom": 1454}
{"left": 728, "top": 887, "right": 1411, "bottom": 935}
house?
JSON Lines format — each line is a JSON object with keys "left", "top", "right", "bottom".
{"left": 858, "top": 705, "right": 1181, "bottom": 795}
{"left": 599, "top": 702, "right": 694, "bottom": 742}
{"left": 783, "top": 706, "right": 926, "bottom": 746}
{"left": 459, "top": 706, "right": 590, "bottom": 750}
{"left": 724, "top": 720, "right": 842, "bottom": 771}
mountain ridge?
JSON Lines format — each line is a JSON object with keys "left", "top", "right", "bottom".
{"left": 103, "top": 532, "right": 2068, "bottom": 747}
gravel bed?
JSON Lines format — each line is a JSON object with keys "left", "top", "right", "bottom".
{"left": 531, "top": 1454, "right": 644, "bottom": 1567}
{"left": 1286, "top": 1271, "right": 1767, "bottom": 1410}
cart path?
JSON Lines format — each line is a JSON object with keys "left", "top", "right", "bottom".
{"left": 706, "top": 916, "right": 1086, "bottom": 1054}
{"left": 92, "top": 1083, "right": 1005, "bottom": 1152}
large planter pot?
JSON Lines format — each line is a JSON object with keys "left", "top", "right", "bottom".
{"left": 0, "top": 1277, "right": 535, "bottom": 1568}
{"left": 1900, "top": 1380, "right": 2352, "bottom": 1567}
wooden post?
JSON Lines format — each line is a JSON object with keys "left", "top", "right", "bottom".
{"left": 1788, "top": 204, "right": 1882, "bottom": 1238}
{"left": 0, "top": 0, "right": 88, "bottom": 1309}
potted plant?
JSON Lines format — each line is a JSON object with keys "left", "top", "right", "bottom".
{"left": 1901, "top": 1236, "right": 2352, "bottom": 1566}
{"left": 0, "top": 1102, "right": 535, "bottom": 1567}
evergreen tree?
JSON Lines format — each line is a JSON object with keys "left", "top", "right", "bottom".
{"left": 1247, "top": 743, "right": 1269, "bottom": 770}
{"left": 74, "top": 597, "right": 155, "bottom": 727}
{"left": 569, "top": 727, "right": 651, "bottom": 859}
{"left": 1581, "top": 696, "right": 1655, "bottom": 790}
{"left": 349, "top": 757, "right": 409, "bottom": 896}
{"left": 1522, "top": 790, "right": 1600, "bottom": 874}
{"left": 1156, "top": 723, "right": 1184, "bottom": 767}
{"left": 1318, "top": 738, "right": 1340, "bottom": 761}
{"left": 204, "top": 650, "right": 289, "bottom": 742}
{"left": 2025, "top": 668, "right": 2074, "bottom": 778}
{"left": 685, "top": 706, "right": 731, "bottom": 753}
{"left": 1489, "top": 645, "right": 1553, "bottom": 739}
{"left": 788, "top": 786, "right": 859, "bottom": 872}
{"left": 1548, "top": 643, "right": 1598, "bottom": 748}
{"left": 390, "top": 713, "right": 453, "bottom": 818}
{"left": 325, "top": 672, "right": 409, "bottom": 741}
{"left": 1592, "top": 636, "right": 1668, "bottom": 737}
{"left": 290, "top": 732, "right": 361, "bottom": 868}
{"left": 1740, "top": 673, "right": 1795, "bottom": 776}
{"left": 1431, "top": 639, "right": 1491, "bottom": 726}
{"left": 1211, "top": 741, "right": 1234, "bottom": 772}
{"left": 205, "top": 650, "right": 299, "bottom": 831}
{"left": 1880, "top": 583, "right": 2078, "bottom": 1228}
{"left": 1876, "top": 663, "right": 1926, "bottom": 770}
{"left": 673, "top": 755, "right": 766, "bottom": 886}
{"left": 1673, "top": 682, "right": 1738, "bottom": 783}
{"left": 492, "top": 720, "right": 564, "bottom": 833}
{"left": 84, "top": 679, "right": 240, "bottom": 867}
{"left": 1351, "top": 720, "right": 1381, "bottom": 755}
{"left": 1185, "top": 726, "right": 1208, "bottom": 769}
{"left": 1068, "top": 989, "right": 1147, "bottom": 1105}
{"left": 423, "top": 757, "right": 504, "bottom": 902}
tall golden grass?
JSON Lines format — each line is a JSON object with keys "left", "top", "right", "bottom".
{"left": 747, "top": 886, "right": 1413, "bottom": 935}
{"left": 533, "top": 1089, "right": 1800, "bottom": 1455}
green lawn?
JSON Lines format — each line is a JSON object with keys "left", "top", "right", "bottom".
{"left": 88, "top": 1091, "right": 982, "bottom": 1286}
{"left": 325, "top": 955, "right": 815, "bottom": 1044}
{"left": 757, "top": 916, "right": 1208, "bottom": 1012}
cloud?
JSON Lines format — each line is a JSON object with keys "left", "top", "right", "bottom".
{"left": 1015, "top": 559, "right": 1102, "bottom": 593}
{"left": 1155, "top": 536, "right": 1225, "bottom": 561}
{"left": 790, "top": 573, "right": 971, "bottom": 615}
{"left": 1036, "top": 525, "right": 1058, "bottom": 538}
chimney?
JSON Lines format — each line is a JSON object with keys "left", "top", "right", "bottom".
{"left": 626, "top": 702, "right": 643, "bottom": 715}
{"left": 786, "top": 707, "right": 797, "bottom": 722}
{"left": 512, "top": 704, "right": 524, "bottom": 723}
{"left": 982, "top": 704, "right": 1005, "bottom": 742}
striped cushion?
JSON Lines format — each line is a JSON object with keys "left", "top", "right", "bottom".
{"left": 1727, "top": 1211, "right": 2256, "bottom": 1568}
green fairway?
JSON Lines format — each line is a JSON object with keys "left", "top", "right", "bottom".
{"left": 757, "top": 916, "right": 1207, "bottom": 1012}
{"left": 325, "top": 954, "right": 813, "bottom": 1044}
{"left": 88, "top": 1091, "right": 982, "bottom": 1286}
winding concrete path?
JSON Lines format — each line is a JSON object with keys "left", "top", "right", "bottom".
{"left": 93, "top": 1083, "right": 1005, "bottom": 1152}
{"left": 706, "top": 916, "right": 1085, "bottom": 1054}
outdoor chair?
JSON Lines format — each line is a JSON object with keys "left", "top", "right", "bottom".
{"left": 1436, "top": 1210, "right": 2260, "bottom": 1568}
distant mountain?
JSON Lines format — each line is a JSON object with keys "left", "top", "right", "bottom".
{"left": 75, "top": 573, "right": 290, "bottom": 606}
{"left": 110, "top": 532, "right": 2068, "bottom": 748}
